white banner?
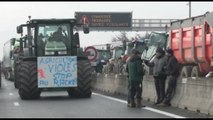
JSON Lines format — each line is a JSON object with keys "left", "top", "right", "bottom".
{"left": 37, "top": 56, "right": 77, "bottom": 88}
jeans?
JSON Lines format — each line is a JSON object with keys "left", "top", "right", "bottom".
{"left": 164, "top": 75, "right": 178, "bottom": 104}
{"left": 127, "top": 80, "right": 142, "bottom": 102}
{"left": 154, "top": 75, "right": 166, "bottom": 103}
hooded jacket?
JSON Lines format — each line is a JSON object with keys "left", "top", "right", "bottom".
{"left": 126, "top": 55, "right": 144, "bottom": 83}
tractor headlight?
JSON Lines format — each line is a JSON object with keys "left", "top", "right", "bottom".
{"left": 45, "top": 51, "right": 54, "bottom": 55}
{"left": 58, "top": 51, "right": 67, "bottom": 55}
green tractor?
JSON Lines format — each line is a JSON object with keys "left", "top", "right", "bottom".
{"left": 10, "top": 38, "right": 21, "bottom": 88}
{"left": 2, "top": 38, "right": 20, "bottom": 81}
{"left": 15, "top": 17, "right": 92, "bottom": 100}
{"left": 95, "top": 49, "right": 111, "bottom": 73}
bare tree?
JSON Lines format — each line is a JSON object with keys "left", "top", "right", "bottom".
{"left": 137, "top": 32, "right": 150, "bottom": 39}
{"left": 144, "top": 32, "right": 150, "bottom": 39}
{"left": 111, "top": 32, "right": 130, "bottom": 42}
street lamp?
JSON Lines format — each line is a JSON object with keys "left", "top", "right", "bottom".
{"left": 187, "top": 1, "right": 191, "bottom": 18}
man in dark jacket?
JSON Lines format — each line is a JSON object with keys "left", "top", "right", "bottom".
{"left": 144, "top": 47, "right": 167, "bottom": 105}
{"left": 159, "top": 48, "right": 179, "bottom": 106}
{"left": 126, "top": 49, "right": 145, "bottom": 108}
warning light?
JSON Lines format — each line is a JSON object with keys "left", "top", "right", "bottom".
{"left": 80, "top": 15, "right": 90, "bottom": 26}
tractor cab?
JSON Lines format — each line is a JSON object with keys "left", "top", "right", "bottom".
{"left": 17, "top": 19, "right": 89, "bottom": 58}
{"left": 141, "top": 32, "right": 167, "bottom": 61}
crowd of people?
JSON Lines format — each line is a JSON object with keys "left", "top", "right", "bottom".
{"left": 126, "top": 47, "right": 179, "bottom": 108}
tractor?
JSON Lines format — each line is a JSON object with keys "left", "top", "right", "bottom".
{"left": 15, "top": 16, "right": 92, "bottom": 100}
{"left": 2, "top": 38, "right": 18, "bottom": 81}
{"left": 9, "top": 38, "right": 21, "bottom": 88}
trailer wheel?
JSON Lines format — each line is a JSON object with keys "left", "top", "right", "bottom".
{"left": 191, "top": 66, "right": 204, "bottom": 78}
{"left": 18, "top": 61, "right": 41, "bottom": 100}
{"left": 180, "top": 66, "right": 193, "bottom": 78}
{"left": 67, "top": 60, "right": 92, "bottom": 98}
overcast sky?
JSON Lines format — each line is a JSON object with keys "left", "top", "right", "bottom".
{"left": 0, "top": 1, "right": 213, "bottom": 60}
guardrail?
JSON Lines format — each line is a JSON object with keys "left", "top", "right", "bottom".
{"left": 132, "top": 19, "right": 177, "bottom": 31}
{"left": 92, "top": 73, "right": 213, "bottom": 115}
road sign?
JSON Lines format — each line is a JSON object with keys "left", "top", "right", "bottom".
{"left": 84, "top": 46, "right": 98, "bottom": 62}
{"left": 75, "top": 12, "right": 132, "bottom": 28}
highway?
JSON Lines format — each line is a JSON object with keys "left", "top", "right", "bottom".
{"left": 0, "top": 77, "right": 211, "bottom": 118}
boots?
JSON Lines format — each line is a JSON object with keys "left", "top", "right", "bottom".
{"left": 127, "top": 99, "right": 130, "bottom": 107}
{"left": 127, "top": 99, "right": 135, "bottom": 108}
{"left": 136, "top": 98, "right": 145, "bottom": 108}
{"left": 136, "top": 98, "right": 141, "bottom": 108}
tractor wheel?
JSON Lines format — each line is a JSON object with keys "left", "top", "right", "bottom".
{"left": 0, "top": 69, "right": 1, "bottom": 88}
{"left": 180, "top": 66, "right": 193, "bottom": 78}
{"left": 67, "top": 60, "right": 92, "bottom": 98}
{"left": 0, "top": 63, "right": 1, "bottom": 88}
{"left": 18, "top": 61, "right": 41, "bottom": 100}
{"left": 8, "top": 71, "right": 13, "bottom": 81}
{"left": 191, "top": 66, "right": 204, "bottom": 78}
{"left": 4, "top": 71, "right": 8, "bottom": 80}
{"left": 14, "top": 64, "right": 20, "bottom": 89}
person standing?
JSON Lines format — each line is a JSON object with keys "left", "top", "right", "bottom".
{"left": 144, "top": 47, "right": 167, "bottom": 105}
{"left": 159, "top": 48, "right": 179, "bottom": 106}
{"left": 126, "top": 49, "right": 145, "bottom": 108}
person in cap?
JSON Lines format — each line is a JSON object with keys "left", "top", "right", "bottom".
{"left": 52, "top": 27, "right": 67, "bottom": 43}
{"left": 144, "top": 47, "right": 167, "bottom": 105}
{"left": 126, "top": 49, "right": 145, "bottom": 108}
{"left": 158, "top": 48, "right": 179, "bottom": 107}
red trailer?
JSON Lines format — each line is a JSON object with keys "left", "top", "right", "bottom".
{"left": 169, "top": 12, "right": 213, "bottom": 77}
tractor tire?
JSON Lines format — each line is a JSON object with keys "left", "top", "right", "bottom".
{"left": 180, "top": 66, "right": 193, "bottom": 78}
{"left": 14, "top": 64, "right": 20, "bottom": 89}
{"left": 18, "top": 61, "right": 41, "bottom": 100}
{"left": 8, "top": 71, "right": 14, "bottom": 81}
{"left": 4, "top": 71, "right": 8, "bottom": 80}
{"left": 67, "top": 60, "right": 92, "bottom": 98}
{"left": 191, "top": 66, "right": 204, "bottom": 78}
{"left": 0, "top": 70, "right": 1, "bottom": 88}
{"left": 0, "top": 63, "right": 1, "bottom": 88}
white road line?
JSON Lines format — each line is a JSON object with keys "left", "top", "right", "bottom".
{"left": 9, "top": 93, "right": 14, "bottom": 96}
{"left": 143, "top": 107, "right": 185, "bottom": 118}
{"left": 93, "top": 93, "right": 127, "bottom": 104}
{"left": 14, "top": 102, "right": 20, "bottom": 107}
{"left": 92, "top": 92, "right": 185, "bottom": 118}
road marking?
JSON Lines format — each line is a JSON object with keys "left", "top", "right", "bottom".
{"left": 14, "top": 102, "right": 20, "bottom": 107}
{"left": 143, "top": 107, "right": 185, "bottom": 118}
{"left": 92, "top": 92, "right": 185, "bottom": 118}
{"left": 9, "top": 93, "right": 14, "bottom": 96}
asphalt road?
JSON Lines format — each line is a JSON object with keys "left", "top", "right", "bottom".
{"left": 0, "top": 77, "right": 211, "bottom": 118}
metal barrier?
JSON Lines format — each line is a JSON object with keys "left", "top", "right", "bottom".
{"left": 132, "top": 19, "right": 177, "bottom": 31}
